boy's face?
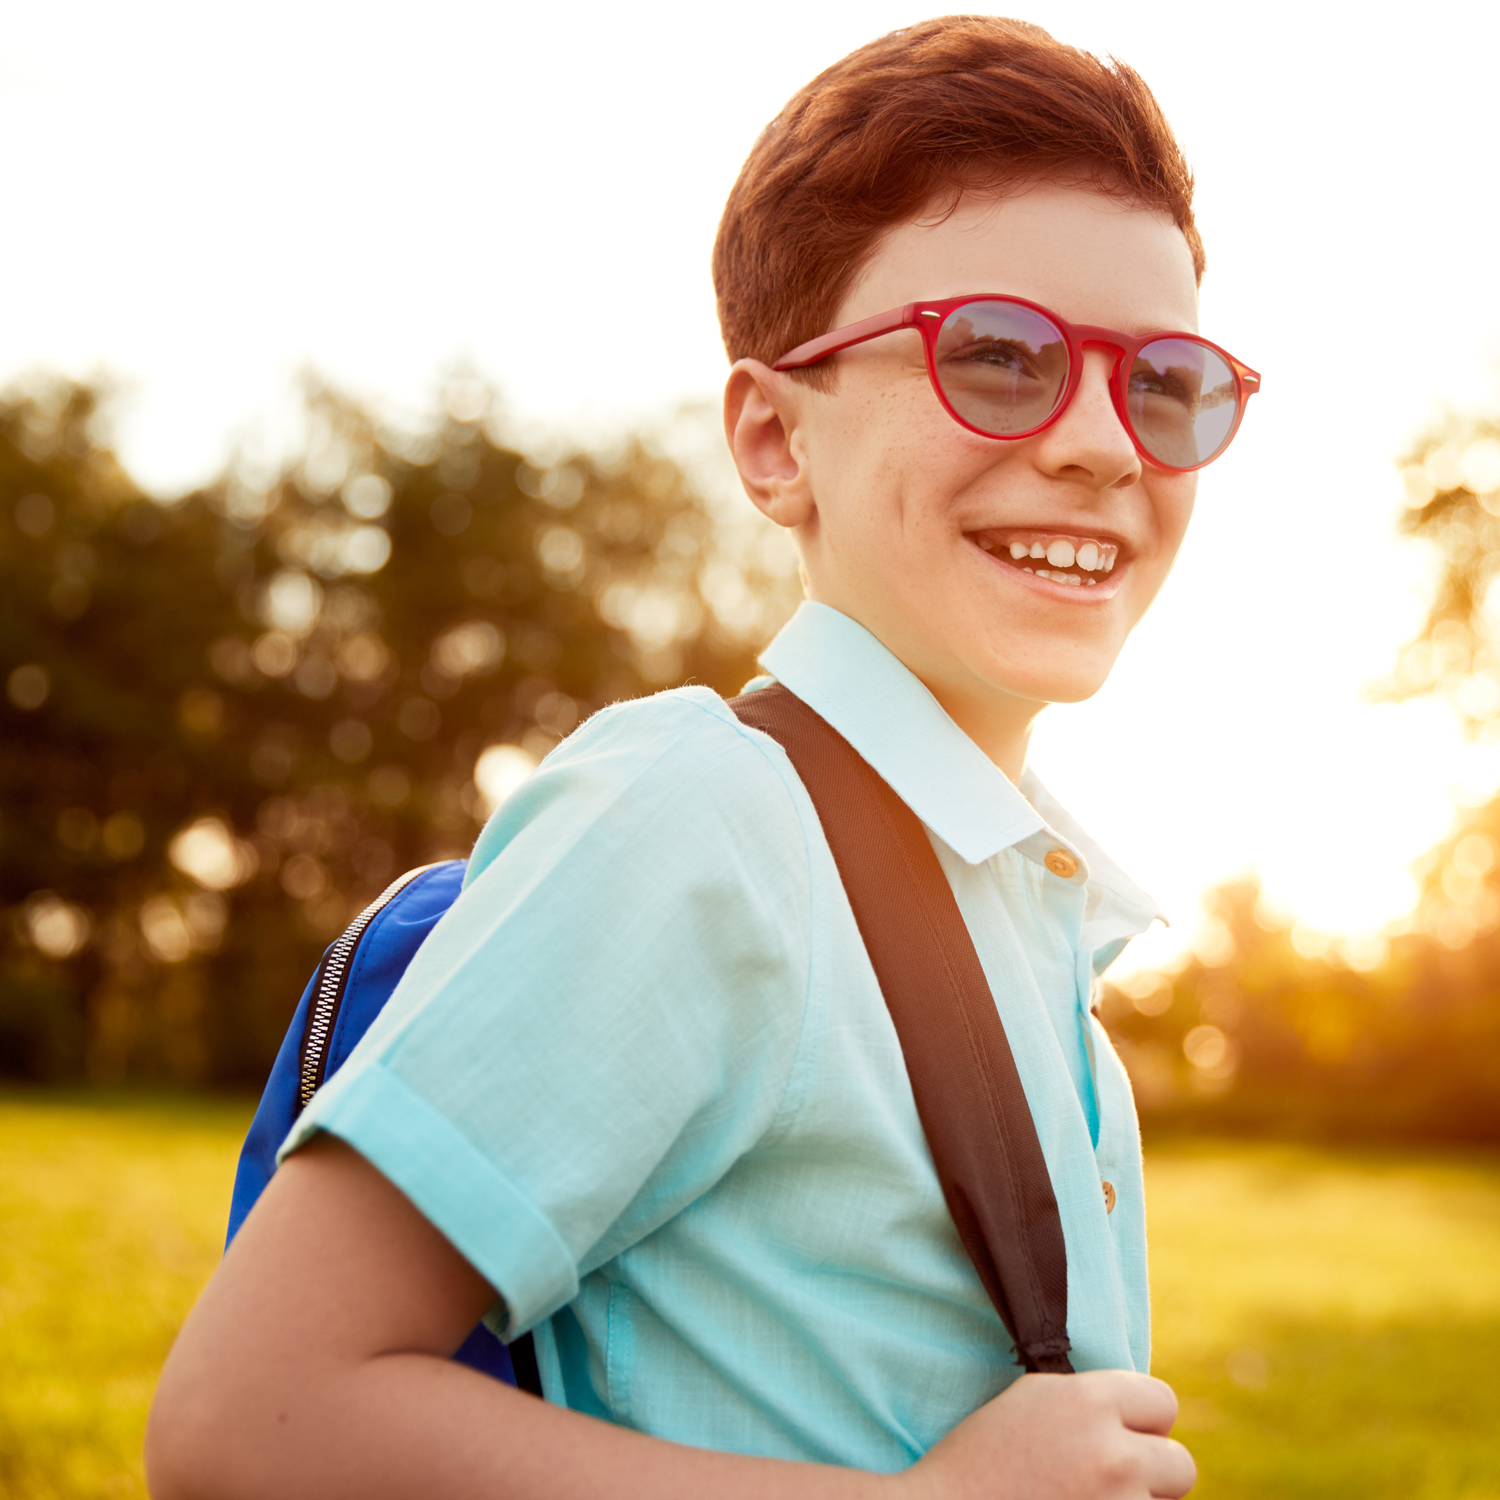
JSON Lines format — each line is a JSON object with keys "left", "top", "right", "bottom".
{"left": 730, "top": 183, "right": 1201, "bottom": 743}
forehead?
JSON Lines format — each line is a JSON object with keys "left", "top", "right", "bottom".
{"left": 839, "top": 183, "right": 1201, "bottom": 336}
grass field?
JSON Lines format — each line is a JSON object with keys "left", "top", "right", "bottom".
{"left": 1147, "top": 1140, "right": 1500, "bottom": 1498}
{"left": 0, "top": 1094, "right": 253, "bottom": 1500}
{"left": 1, "top": 1094, "right": 1498, "bottom": 1498}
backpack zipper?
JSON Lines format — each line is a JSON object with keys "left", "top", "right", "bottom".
{"left": 297, "top": 863, "right": 445, "bottom": 1109}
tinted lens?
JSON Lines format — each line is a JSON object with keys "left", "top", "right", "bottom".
{"left": 1127, "top": 339, "right": 1239, "bottom": 468}
{"left": 932, "top": 301, "right": 1068, "bottom": 436}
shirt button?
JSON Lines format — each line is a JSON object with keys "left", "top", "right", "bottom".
{"left": 1102, "top": 1180, "right": 1117, "bottom": 1214}
{"left": 1044, "top": 848, "right": 1079, "bottom": 879}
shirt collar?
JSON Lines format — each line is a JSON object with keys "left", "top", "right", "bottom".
{"left": 756, "top": 602, "right": 1166, "bottom": 935}
{"left": 1018, "top": 765, "right": 1169, "bottom": 941}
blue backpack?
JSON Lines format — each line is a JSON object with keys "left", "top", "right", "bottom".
{"left": 225, "top": 858, "right": 542, "bottom": 1391}
{"left": 226, "top": 686, "right": 1077, "bottom": 1391}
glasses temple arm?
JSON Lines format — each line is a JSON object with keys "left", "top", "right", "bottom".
{"left": 771, "top": 304, "right": 917, "bottom": 371}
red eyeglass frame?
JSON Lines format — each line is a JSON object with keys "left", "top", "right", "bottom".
{"left": 772, "top": 293, "right": 1262, "bottom": 473}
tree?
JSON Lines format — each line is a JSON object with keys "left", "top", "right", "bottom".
{"left": 1094, "top": 407, "right": 1500, "bottom": 1143}
{"left": 1377, "top": 415, "right": 1500, "bottom": 731}
{"left": 1372, "top": 412, "right": 1500, "bottom": 950}
{"left": 1099, "top": 874, "right": 1500, "bottom": 1143}
{"left": 0, "top": 377, "right": 798, "bottom": 1085}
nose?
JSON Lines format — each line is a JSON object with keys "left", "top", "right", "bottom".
{"left": 1032, "top": 347, "right": 1141, "bottom": 490}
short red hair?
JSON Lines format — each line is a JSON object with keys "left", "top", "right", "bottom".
{"left": 713, "top": 16, "right": 1204, "bottom": 386}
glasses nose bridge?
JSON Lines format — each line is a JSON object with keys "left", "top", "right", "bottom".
{"left": 1064, "top": 332, "right": 1139, "bottom": 462}
{"left": 1076, "top": 331, "right": 1128, "bottom": 372}
{"left": 1071, "top": 332, "right": 1130, "bottom": 418}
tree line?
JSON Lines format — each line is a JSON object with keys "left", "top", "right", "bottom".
{"left": 0, "top": 377, "right": 796, "bottom": 1086}
{"left": 6, "top": 376, "right": 1500, "bottom": 1140}
{"left": 1105, "top": 415, "right": 1500, "bottom": 1142}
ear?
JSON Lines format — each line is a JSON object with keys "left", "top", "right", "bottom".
{"left": 722, "top": 359, "right": 817, "bottom": 529}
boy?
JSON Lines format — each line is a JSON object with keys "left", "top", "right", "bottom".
{"left": 149, "top": 17, "right": 1255, "bottom": 1499}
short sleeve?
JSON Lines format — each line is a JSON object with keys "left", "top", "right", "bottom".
{"left": 281, "top": 688, "right": 814, "bottom": 1336}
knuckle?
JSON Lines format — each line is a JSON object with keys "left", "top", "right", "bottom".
{"left": 1090, "top": 1437, "right": 1140, "bottom": 1490}
{"left": 1069, "top": 1371, "right": 1114, "bottom": 1413}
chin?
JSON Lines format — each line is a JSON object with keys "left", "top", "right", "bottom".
{"left": 963, "top": 617, "right": 1128, "bottom": 707}
{"left": 986, "top": 660, "right": 1115, "bottom": 706}
{"left": 1035, "top": 679, "right": 1108, "bottom": 705}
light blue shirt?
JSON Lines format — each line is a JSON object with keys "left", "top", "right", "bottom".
{"left": 285, "top": 601, "right": 1164, "bottom": 1471}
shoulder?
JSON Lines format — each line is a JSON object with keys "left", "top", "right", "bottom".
{"left": 470, "top": 686, "right": 814, "bottom": 884}
{"left": 557, "top": 685, "right": 795, "bottom": 791}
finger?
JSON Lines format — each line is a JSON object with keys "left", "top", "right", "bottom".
{"left": 1113, "top": 1372, "right": 1180, "bottom": 1435}
{"left": 1147, "top": 1435, "right": 1197, "bottom": 1497}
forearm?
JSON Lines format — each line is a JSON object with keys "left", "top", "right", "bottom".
{"left": 151, "top": 1345, "right": 898, "bottom": 1500}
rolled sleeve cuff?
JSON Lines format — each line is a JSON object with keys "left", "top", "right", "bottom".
{"left": 279, "top": 1065, "right": 578, "bottom": 1337}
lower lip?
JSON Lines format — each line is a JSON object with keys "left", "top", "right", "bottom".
{"left": 967, "top": 538, "right": 1126, "bottom": 600}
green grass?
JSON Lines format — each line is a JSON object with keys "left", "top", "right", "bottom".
{"left": 0, "top": 1093, "right": 253, "bottom": 1500}
{"left": 0, "top": 1096, "right": 1497, "bottom": 1498}
{"left": 1148, "top": 1140, "right": 1500, "bottom": 1499}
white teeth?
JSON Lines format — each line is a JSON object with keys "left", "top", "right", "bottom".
{"left": 991, "top": 533, "right": 1120, "bottom": 578}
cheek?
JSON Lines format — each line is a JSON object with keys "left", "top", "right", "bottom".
{"left": 815, "top": 382, "right": 943, "bottom": 524}
{"left": 1120, "top": 474, "right": 1196, "bottom": 621}
{"left": 836, "top": 358, "right": 952, "bottom": 452}
{"left": 1153, "top": 473, "right": 1198, "bottom": 556}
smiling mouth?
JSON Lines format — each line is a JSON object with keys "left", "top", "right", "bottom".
{"left": 967, "top": 529, "right": 1121, "bottom": 588}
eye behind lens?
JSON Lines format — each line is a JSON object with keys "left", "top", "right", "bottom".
{"left": 1129, "top": 338, "right": 1238, "bottom": 468}
{"left": 935, "top": 300, "right": 1069, "bottom": 437}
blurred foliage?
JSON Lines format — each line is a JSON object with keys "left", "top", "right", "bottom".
{"left": 1375, "top": 414, "right": 1500, "bottom": 732}
{"left": 0, "top": 376, "right": 798, "bottom": 1087}
{"left": 1101, "top": 876, "right": 1500, "bottom": 1142}
{"left": 1105, "top": 409, "right": 1500, "bottom": 1141}
{"left": 12, "top": 369, "right": 1500, "bottom": 1142}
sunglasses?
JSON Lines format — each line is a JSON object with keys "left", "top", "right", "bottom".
{"left": 773, "top": 294, "right": 1261, "bottom": 472}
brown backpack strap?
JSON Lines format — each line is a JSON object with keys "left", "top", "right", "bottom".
{"left": 730, "top": 683, "right": 1073, "bottom": 1375}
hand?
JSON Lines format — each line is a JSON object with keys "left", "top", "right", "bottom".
{"left": 901, "top": 1370, "right": 1195, "bottom": 1500}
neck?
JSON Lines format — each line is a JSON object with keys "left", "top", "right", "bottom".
{"left": 920, "top": 677, "right": 1040, "bottom": 784}
{"left": 802, "top": 587, "right": 1045, "bottom": 783}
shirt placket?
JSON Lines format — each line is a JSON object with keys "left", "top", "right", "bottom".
{"left": 1016, "top": 830, "right": 1101, "bottom": 1144}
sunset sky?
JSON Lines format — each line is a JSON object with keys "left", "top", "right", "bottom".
{"left": 5, "top": 0, "right": 1500, "bottom": 971}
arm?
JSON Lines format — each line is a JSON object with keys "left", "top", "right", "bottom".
{"left": 146, "top": 1138, "right": 1195, "bottom": 1500}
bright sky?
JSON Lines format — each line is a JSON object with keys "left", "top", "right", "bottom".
{"left": 6, "top": 1, "right": 1500, "bottom": 970}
